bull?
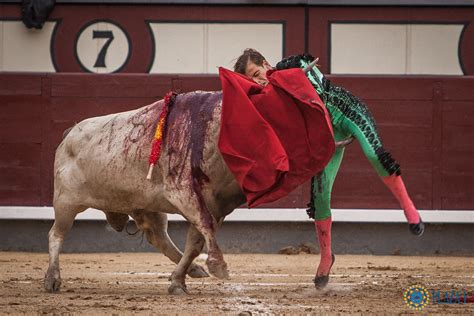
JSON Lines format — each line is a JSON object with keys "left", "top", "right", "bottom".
{"left": 45, "top": 90, "right": 247, "bottom": 295}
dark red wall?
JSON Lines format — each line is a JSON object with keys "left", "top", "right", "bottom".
{"left": 1, "top": 73, "right": 473, "bottom": 210}
{"left": 1, "top": 4, "right": 472, "bottom": 213}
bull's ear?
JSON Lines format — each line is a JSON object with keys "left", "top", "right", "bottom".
{"left": 21, "top": 0, "right": 56, "bottom": 30}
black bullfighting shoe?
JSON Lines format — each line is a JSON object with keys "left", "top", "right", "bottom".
{"left": 314, "top": 253, "right": 335, "bottom": 289}
{"left": 409, "top": 218, "right": 425, "bottom": 236}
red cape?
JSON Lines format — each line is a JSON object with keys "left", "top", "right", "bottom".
{"left": 218, "top": 67, "right": 335, "bottom": 207}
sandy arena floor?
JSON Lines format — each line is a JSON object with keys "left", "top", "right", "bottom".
{"left": 0, "top": 252, "right": 472, "bottom": 315}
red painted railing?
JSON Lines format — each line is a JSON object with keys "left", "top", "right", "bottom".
{"left": 1, "top": 73, "right": 473, "bottom": 210}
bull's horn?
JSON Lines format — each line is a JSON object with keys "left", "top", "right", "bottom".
{"left": 335, "top": 137, "right": 355, "bottom": 148}
{"left": 303, "top": 57, "right": 319, "bottom": 74}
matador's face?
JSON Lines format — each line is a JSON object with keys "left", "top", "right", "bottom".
{"left": 245, "top": 60, "right": 273, "bottom": 86}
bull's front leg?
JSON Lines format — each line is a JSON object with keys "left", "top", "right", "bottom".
{"left": 168, "top": 224, "right": 205, "bottom": 295}
{"left": 131, "top": 210, "right": 209, "bottom": 279}
{"left": 169, "top": 189, "right": 229, "bottom": 282}
{"left": 184, "top": 204, "right": 228, "bottom": 280}
{"left": 168, "top": 216, "right": 226, "bottom": 295}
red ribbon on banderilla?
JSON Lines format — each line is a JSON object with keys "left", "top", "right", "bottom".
{"left": 146, "top": 91, "right": 177, "bottom": 180}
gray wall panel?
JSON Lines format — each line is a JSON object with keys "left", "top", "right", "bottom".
{"left": 1, "top": 220, "right": 472, "bottom": 255}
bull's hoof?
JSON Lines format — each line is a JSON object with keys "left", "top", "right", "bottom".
{"left": 314, "top": 254, "right": 335, "bottom": 289}
{"left": 187, "top": 264, "right": 209, "bottom": 278}
{"left": 44, "top": 275, "right": 61, "bottom": 293}
{"left": 409, "top": 219, "right": 425, "bottom": 236}
{"left": 206, "top": 258, "right": 229, "bottom": 279}
{"left": 168, "top": 282, "right": 189, "bottom": 295}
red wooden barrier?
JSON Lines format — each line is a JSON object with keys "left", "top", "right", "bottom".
{"left": 0, "top": 73, "right": 473, "bottom": 210}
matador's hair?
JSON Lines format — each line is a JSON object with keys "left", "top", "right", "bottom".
{"left": 234, "top": 48, "right": 266, "bottom": 74}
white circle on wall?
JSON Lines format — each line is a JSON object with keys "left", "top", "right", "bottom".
{"left": 75, "top": 20, "right": 131, "bottom": 73}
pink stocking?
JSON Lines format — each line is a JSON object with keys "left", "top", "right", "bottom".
{"left": 315, "top": 217, "right": 334, "bottom": 277}
{"left": 381, "top": 174, "right": 420, "bottom": 224}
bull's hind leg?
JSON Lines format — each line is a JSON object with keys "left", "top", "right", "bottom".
{"left": 131, "top": 210, "right": 208, "bottom": 278}
{"left": 44, "top": 203, "right": 86, "bottom": 293}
